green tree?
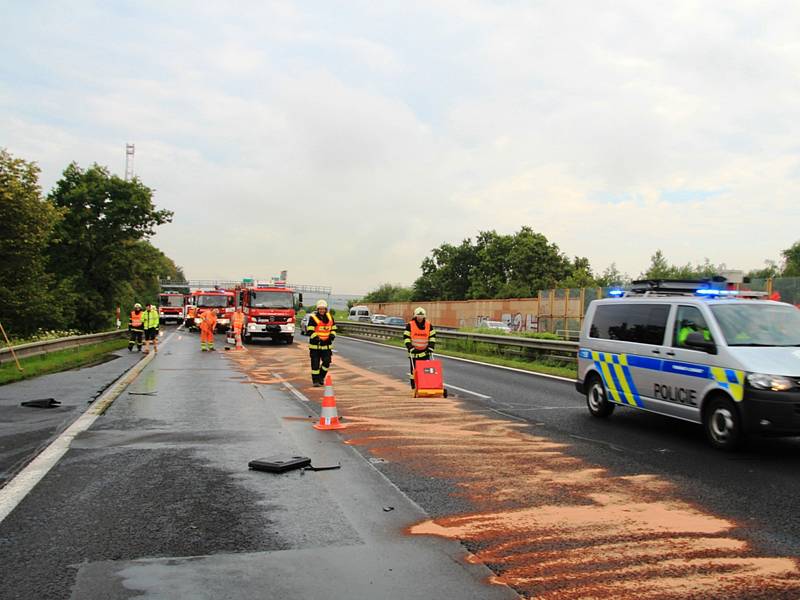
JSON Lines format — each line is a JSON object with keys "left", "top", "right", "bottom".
{"left": 47, "top": 163, "right": 173, "bottom": 331}
{"left": 0, "top": 149, "right": 71, "bottom": 337}
{"left": 504, "top": 226, "right": 571, "bottom": 295}
{"left": 413, "top": 240, "right": 477, "bottom": 300}
{"left": 782, "top": 241, "right": 800, "bottom": 277}
{"left": 642, "top": 249, "right": 673, "bottom": 279}
{"left": 559, "top": 256, "right": 597, "bottom": 288}
{"left": 642, "top": 250, "right": 726, "bottom": 280}
{"left": 364, "top": 283, "right": 414, "bottom": 303}
{"left": 468, "top": 231, "right": 514, "bottom": 298}
{"left": 746, "top": 260, "right": 780, "bottom": 280}
{"left": 412, "top": 227, "right": 574, "bottom": 300}
{"left": 596, "top": 262, "right": 628, "bottom": 287}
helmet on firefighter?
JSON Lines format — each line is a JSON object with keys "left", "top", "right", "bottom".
{"left": 316, "top": 299, "right": 328, "bottom": 309}
{"left": 134, "top": 303, "right": 142, "bottom": 310}
{"left": 414, "top": 307, "right": 426, "bottom": 317}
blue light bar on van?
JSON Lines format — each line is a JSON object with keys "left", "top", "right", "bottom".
{"left": 608, "top": 288, "right": 625, "bottom": 297}
{"left": 696, "top": 288, "right": 738, "bottom": 297}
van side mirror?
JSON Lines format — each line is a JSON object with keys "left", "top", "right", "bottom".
{"left": 685, "top": 331, "right": 717, "bottom": 354}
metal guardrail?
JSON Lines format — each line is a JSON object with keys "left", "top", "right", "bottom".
{"left": 336, "top": 321, "right": 579, "bottom": 360}
{"left": 0, "top": 331, "right": 127, "bottom": 365}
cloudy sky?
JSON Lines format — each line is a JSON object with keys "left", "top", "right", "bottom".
{"left": 3, "top": 1, "right": 800, "bottom": 293}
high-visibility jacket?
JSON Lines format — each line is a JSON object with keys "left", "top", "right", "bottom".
{"left": 130, "top": 310, "right": 144, "bottom": 329}
{"left": 201, "top": 310, "right": 218, "bottom": 329}
{"left": 232, "top": 311, "right": 245, "bottom": 330}
{"left": 404, "top": 318, "right": 436, "bottom": 352}
{"left": 677, "top": 326, "right": 711, "bottom": 346}
{"left": 142, "top": 307, "right": 159, "bottom": 329}
{"left": 309, "top": 312, "right": 336, "bottom": 348}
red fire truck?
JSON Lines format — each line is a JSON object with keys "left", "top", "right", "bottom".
{"left": 185, "top": 289, "right": 236, "bottom": 333}
{"left": 237, "top": 282, "right": 298, "bottom": 344}
{"left": 158, "top": 292, "right": 186, "bottom": 325}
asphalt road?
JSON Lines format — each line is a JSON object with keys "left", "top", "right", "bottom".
{"left": 0, "top": 330, "right": 516, "bottom": 600}
{"left": 333, "top": 336, "right": 800, "bottom": 558}
{"left": 0, "top": 343, "right": 143, "bottom": 487}
{"left": 4, "top": 329, "right": 800, "bottom": 598}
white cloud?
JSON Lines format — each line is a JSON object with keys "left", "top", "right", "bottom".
{"left": 3, "top": 1, "right": 800, "bottom": 293}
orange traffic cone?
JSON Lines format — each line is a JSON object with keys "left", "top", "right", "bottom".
{"left": 313, "top": 374, "right": 345, "bottom": 430}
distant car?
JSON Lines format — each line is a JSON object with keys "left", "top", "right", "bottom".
{"left": 384, "top": 316, "right": 405, "bottom": 327}
{"left": 370, "top": 314, "right": 387, "bottom": 324}
{"left": 484, "top": 320, "right": 511, "bottom": 333}
{"left": 348, "top": 305, "right": 371, "bottom": 322}
{"left": 300, "top": 313, "right": 311, "bottom": 336}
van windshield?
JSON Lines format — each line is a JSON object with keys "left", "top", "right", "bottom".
{"left": 711, "top": 303, "right": 800, "bottom": 346}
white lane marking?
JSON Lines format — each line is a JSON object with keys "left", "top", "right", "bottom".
{"left": 445, "top": 384, "right": 492, "bottom": 399}
{"left": 282, "top": 380, "right": 309, "bottom": 402}
{"left": 570, "top": 434, "right": 631, "bottom": 453}
{"left": 508, "top": 406, "right": 585, "bottom": 411}
{"left": 338, "top": 335, "right": 575, "bottom": 383}
{"left": 269, "top": 372, "right": 310, "bottom": 402}
{"left": 486, "top": 407, "right": 528, "bottom": 422}
{"left": 0, "top": 330, "right": 176, "bottom": 524}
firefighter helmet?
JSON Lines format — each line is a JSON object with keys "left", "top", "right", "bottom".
{"left": 316, "top": 299, "right": 328, "bottom": 309}
{"left": 414, "top": 307, "right": 426, "bottom": 317}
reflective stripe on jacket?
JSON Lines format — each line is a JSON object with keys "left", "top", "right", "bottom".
{"left": 407, "top": 319, "right": 432, "bottom": 351}
{"left": 309, "top": 313, "right": 336, "bottom": 343}
{"left": 232, "top": 312, "right": 245, "bottom": 329}
{"left": 130, "top": 310, "right": 144, "bottom": 329}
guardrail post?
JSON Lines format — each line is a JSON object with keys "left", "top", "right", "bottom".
{"left": 0, "top": 321, "right": 23, "bottom": 372}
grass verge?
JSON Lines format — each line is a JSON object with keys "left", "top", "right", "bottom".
{"left": 344, "top": 335, "right": 577, "bottom": 379}
{"left": 0, "top": 338, "right": 129, "bottom": 386}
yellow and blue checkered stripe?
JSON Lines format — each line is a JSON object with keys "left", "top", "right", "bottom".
{"left": 709, "top": 367, "right": 745, "bottom": 401}
{"left": 579, "top": 349, "right": 745, "bottom": 403}
{"left": 586, "top": 351, "right": 643, "bottom": 407}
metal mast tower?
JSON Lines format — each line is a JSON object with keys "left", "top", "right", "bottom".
{"left": 125, "top": 143, "right": 135, "bottom": 181}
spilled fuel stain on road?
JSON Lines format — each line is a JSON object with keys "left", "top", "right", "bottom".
{"left": 230, "top": 344, "right": 800, "bottom": 599}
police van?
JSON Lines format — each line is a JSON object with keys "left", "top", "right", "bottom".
{"left": 576, "top": 279, "right": 800, "bottom": 450}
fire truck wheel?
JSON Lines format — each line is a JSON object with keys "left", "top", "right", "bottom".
{"left": 284, "top": 336, "right": 294, "bottom": 344}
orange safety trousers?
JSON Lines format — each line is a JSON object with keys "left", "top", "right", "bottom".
{"left": 200, "top": 323, "right": 215, "bottom": 344}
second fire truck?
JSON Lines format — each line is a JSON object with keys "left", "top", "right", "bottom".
{"left": 237, "top": 282, "right": 298, "bottom": 344}
{"left": 185, "top": 288, "right": 236, "bottom": 333}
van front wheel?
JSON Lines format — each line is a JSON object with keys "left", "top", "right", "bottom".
{"left": 703, "top": 396, "right": 744, "bottom": 451}
{"left": 586, "top": 374, "right": 615, "bottom": 418}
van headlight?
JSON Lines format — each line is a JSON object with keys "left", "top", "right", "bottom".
{"left": 746, "top": 373, "right": 794, "bottom": 392}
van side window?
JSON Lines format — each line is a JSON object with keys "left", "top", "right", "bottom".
{"left": 672, "top": 306, "right": 713, "bottom": 348}
{"left": 349, "top": 309, "right": 357, "bottom": 317}
{"left": 590, "top": 304, "right": 669, "bottom": 345}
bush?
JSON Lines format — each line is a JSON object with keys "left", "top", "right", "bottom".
{"left": 459, "top": 327, "right": 562, "bottom": 340}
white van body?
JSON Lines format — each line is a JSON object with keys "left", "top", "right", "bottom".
{"left": 577, "top": 293, "right": 800, "bottom": 450}
{"left": 348, "top": 305, "right": 371, "bottom": 322}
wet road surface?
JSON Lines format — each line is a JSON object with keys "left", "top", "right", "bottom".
{"left": 0, "top": 330, "right": 516, "bottom": 600}
{"left": 0, "top": 342, "right": 143, "bottom": 488}
{"left": 318, "top": 335, "right": 800, "bottom": 598}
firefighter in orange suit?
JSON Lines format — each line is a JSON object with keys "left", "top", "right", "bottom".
{"left": 128, "top": 303, "right": 145, "bottom": 352}
{"left": 404, "top": 307, "right": 437, "bottom": 389}
{"left": 231, "top": 308, "right": 245, "bottom": 346}
{"left": 308, "top": 299, "right": 336, "bottom": 386}
{"left": 199, "top": 309, "right": 218, "bottom": 352}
